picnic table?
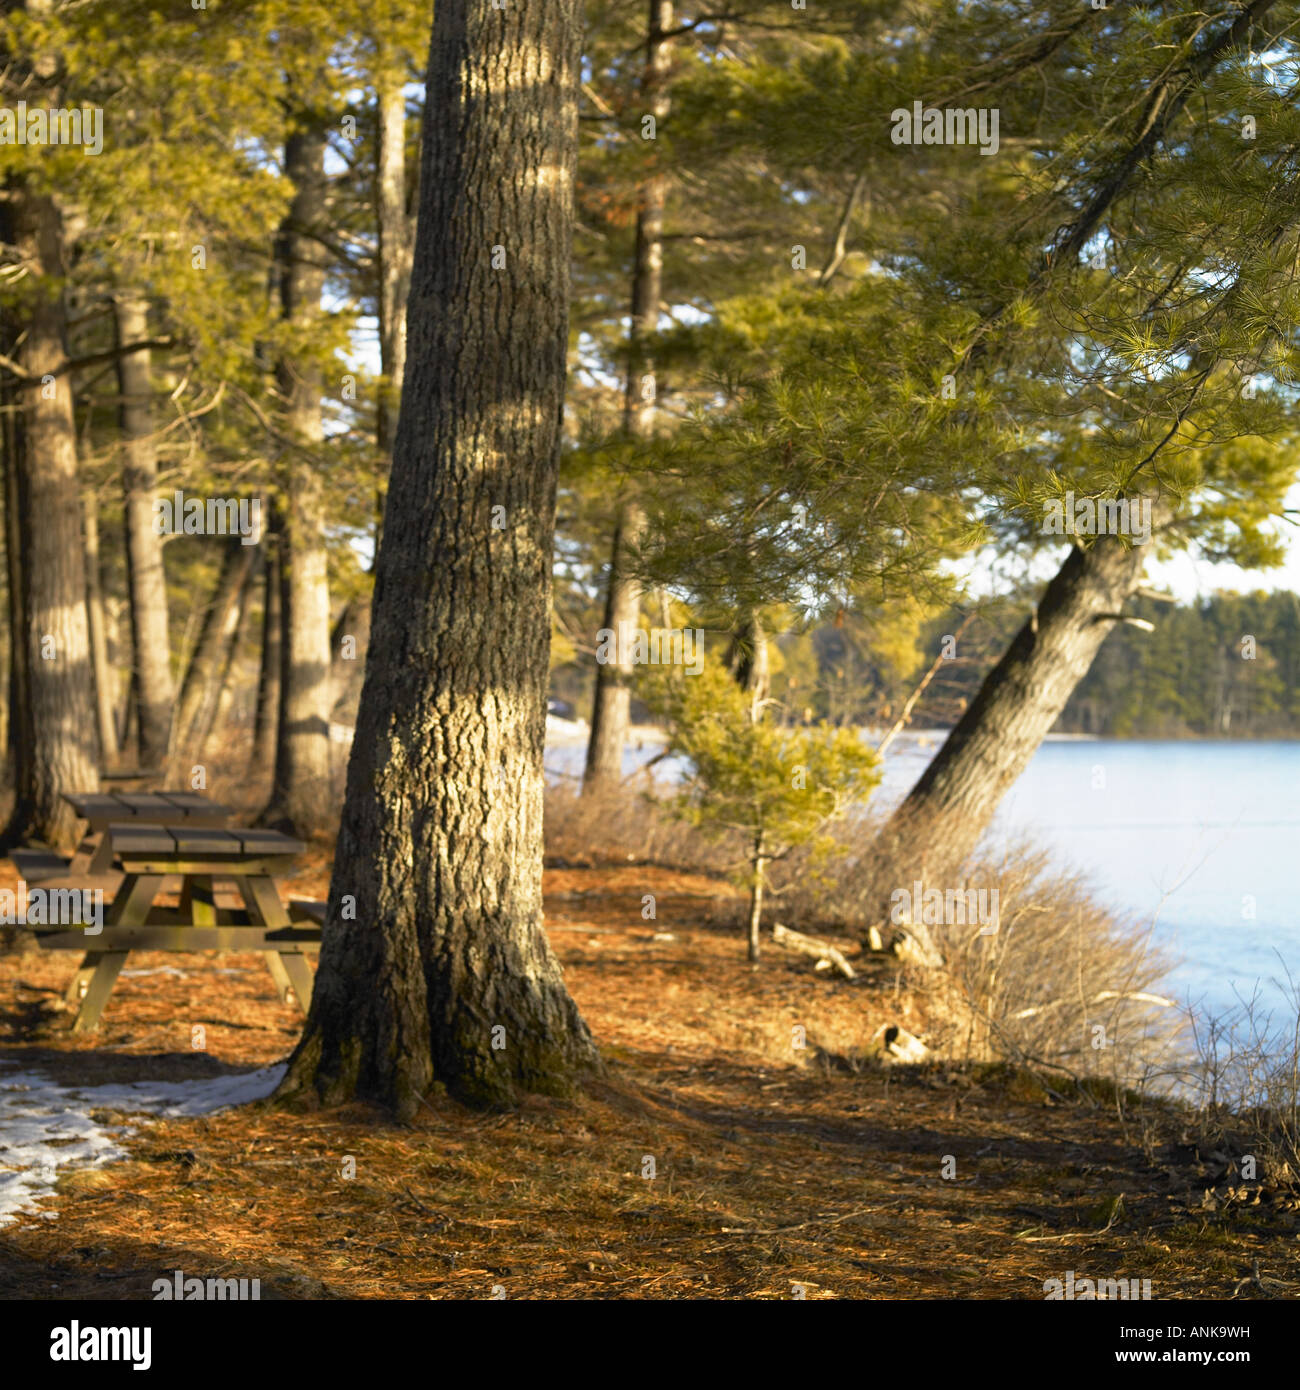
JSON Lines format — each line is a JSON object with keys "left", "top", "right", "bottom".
{"left": 11, "top": 790, "right": 234, "bottom": 887}
{"left": 31, "top": 822, "right": 322, "bottom": 1034}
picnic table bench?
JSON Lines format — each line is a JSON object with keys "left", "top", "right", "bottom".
{"left": 31, "top": 823, "right": 322, "bottom": 1033}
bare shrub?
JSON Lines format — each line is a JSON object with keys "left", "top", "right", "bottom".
{"left": 1177, "top": 973, "right": 1300, "bottom": 1185}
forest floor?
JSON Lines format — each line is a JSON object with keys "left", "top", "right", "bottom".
{"left": 0, "top": 854, "right": 1296, "bottom": 1300}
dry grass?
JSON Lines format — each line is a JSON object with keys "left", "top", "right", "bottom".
{"left": 546, "top": 785, "right": 1180, "bottom": 1088}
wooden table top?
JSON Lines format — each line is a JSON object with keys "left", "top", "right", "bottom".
{"left": 64, "top": 791, "right": 233, "bottom": 823}
{"left": 107, "top": 823, "right": 305, "bottom": 860}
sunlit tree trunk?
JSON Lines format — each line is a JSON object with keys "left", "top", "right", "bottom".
{"left": 279, "top": 0, "right": 599, "bottom": 1116}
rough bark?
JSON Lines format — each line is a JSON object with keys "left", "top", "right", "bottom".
{"left": 82, "top": 493, "right": 119, "bottom": 765}
{"left": 1, "top": 189, "right": 99, "bottom": 849}
{"left": 262, "top": 125, "right": 334, "bottom": 837}
{"left": 876, "top": 532, "right": 1155, "bottom": 880}
{"left": 279, "top": 0, "right": 599, "bottom": 1116}
{"left": 115, "top": 294, "right": 174, "bottom": 770}
{"left": 582, "top": 0, "right": 672, "bottom": 794}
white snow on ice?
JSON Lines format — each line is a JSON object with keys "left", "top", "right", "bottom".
{"left": 0, "top": 1062, "right": 286, "bottom": 1226}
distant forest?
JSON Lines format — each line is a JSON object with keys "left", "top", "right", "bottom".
{"left": 552, "top": 589, "right": 1300, "bottom": 741}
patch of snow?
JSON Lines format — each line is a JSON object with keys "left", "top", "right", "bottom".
{"left": 0, "top": 1062, "right": 286, "bottom": 1227}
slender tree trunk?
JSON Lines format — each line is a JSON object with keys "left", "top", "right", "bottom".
{"left": 82, "top": 493, "right": 119, "bottom": 765}
{"left": 197, "top": 549, "right": 258, "bottom": 756}
{"left": 584, "top": 507, "right": 643, "bottom": 790}
{"left": 876, "top": 532, "right": 1155, "bottom": 879}
{"left": 279, "top": 0, "right": 599, "bottom": 1116}
{"left": 115, "top": 294, "right": 174, "bottom": 770}
{"left": 376, "top": 73, "right": 413, "bottom": 468}
{"left": 748, "top": 848, "right": 768, "bottom": 963}
{"left": 263, "top": 126, "right": 334, "bottom": 836}
{"left": 3, "top": 326, "right": 29, "bottom": 783}
{"left": 1, "top": 190, "right": 99, "bottom": 849}
{"left": 329, "top": 592, "right": 370, "bottom": 726}
{"left": 252, "top": 515, "right": 281, "bottom": 772}
{"left": 171, "top": 540, "right": 256, "bottom": 762}
{"left": 583, "top": 0, "right": 673, "bottom": 794}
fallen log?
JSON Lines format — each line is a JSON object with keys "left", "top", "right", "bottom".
{"left": 772, "top": 923, "right": 855, "bottom": 980}
{"left": 870, "top": 1023, "right": 930, "bottom": 1064}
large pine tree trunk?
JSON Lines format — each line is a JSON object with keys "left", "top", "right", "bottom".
{"left": 279, "top": 0, "right": 598, "bottom": 1116}
{"left": 115, "top": 294, "right": 174, "bottom": 770}
{"left": 582, "top": 0, "right": 672, "bottom": 794}
{"left": 876, "top": 533, "right": 1154, "bottom": 879}
{"left": 2, "top": 190, "right": 100, "bottom": 849}
{"left": 263, "top": 127, "right": 334, "bottom": 837}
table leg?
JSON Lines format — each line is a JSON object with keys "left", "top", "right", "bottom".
{"left": 107, "top": 873, "right": 166, "bottom": 927}
{"left": 275, "top": 953, "right": 315, "bottom": 1011}
{"left": 233, "top": 876, "right": 313, "bottom": 1010}
{"left": 87, "top": 834, "right": 117, "bottom": 875}
{"left": 71, "top": 951, "right": 129, "bottom": 1033}
{"left": 233, "top": 875, "right": 291, "bottom": 929}
{"left": 264, "top": 952, "right": 295, "bottom": 1006}
{"left": 180, "top": 876, "right": 218, "bottom": 927}
{"left": 64, "top": 954, "right": 97, "bottom": 1004}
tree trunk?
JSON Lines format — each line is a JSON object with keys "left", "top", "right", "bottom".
{"left": 582, "top": 0, "right": 672, "bottom": 794}
{"left": 171, "top": 540, "right": 256, "bottom": 763}
{"left": 876, "top": 533, "right": 1154, "bottom": 878}
{"left": 115, "top": 294, "right": 174, "bottom": 771}
{"left": 196, "top": 548, "right": 258, "bottom": 756}
{"left": 252, "top": 515, "right": 281, "bottom": 772}
{"left": 278, "top": 0, "right": 598, "bottom": 1116}
{"left": 376, "top": 74, "right": 413, "bottom": 466}
{"left": 82, "top": 492, "right": 119, "bottom": 765}
{"left": 748, "top": 849, "right": 768, "bottom": 963}
{"left": 583, "top": 506, "right": 644, "bottom": 791}
{"left": 1, "top": 189, "right": 100, "bottom": 849}
{"left": 728, "top": 607, "right": 770, "bottom": 717}
{"left": 263, "top": 126, "right": 334, "bottom": 837}
{"left": 329, "top": 591, "right": 370, "bottom": 727}
{"left": 3, "top": 332, "right": 29, "bottom": 782}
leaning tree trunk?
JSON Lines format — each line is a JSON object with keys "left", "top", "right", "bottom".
{"left": 115, "top": 294, "right": 175, "bottom": 770}
{"left": 197, "top": 550, "right": 259, "bottom": 756}
{"left": 278, "top": 0, "right": 599, "bottom": 1117}
{"left": 876, "top": 532, "right": 1154, "bottom": 881}
{"left": 583, "top": 0, "right": 673, "bottom": 794}
{"left": 82, "top": 492, "right": 119, "bottom": 765}
{"left": 1, "top": 190, "right": 100, "bottom": 849}
{"left": 263, "top": 126, "right": 334, "bottom": 837}
{"left": 171, "top": 540, "right": 256, "bottom": 764}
